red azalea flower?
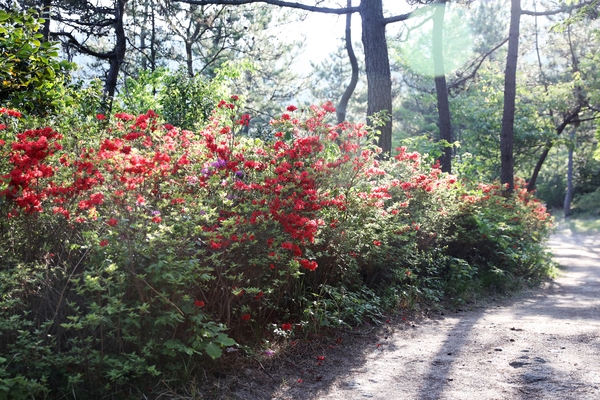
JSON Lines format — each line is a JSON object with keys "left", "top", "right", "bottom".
{"left": 99, "top": 239, "right": 109, "bottom": 247}
{"left": 241, "top": 313, "right": 251, "bottom": 321}
{"left": 286, "top": 105, "right": 297, "bottom": 112}
{"left": 107, "top": 218, "right": 118, "bottom": 226}
{"left": 373, "top": 240, "right": 381, "bottom": 246}
{"left": 96, "top": 113, "right": 106, "bottom": 121}
{"left": 299, "top": 259, "right": 318, "bottom": 271}
{"left": 282, "top": 323, "right": 292, "bottom": 331}
{"left": 238, "top": 113, "right": 251, "bottom": 126}
{"left": 194, "top": 300, "right": 205, "bottom": 307}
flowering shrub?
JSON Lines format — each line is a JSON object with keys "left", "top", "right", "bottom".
{"left": 0, "top": 101, "right": 554, "bottom": 397}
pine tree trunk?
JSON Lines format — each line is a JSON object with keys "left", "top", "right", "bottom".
{"left": 186, "top": 41, "right": 194, "bottom": 77}
{"left": 433, "top": 1, "right": 452, "bottom": 173}
{"left": 104, "top": 0, "right": 127, "bottom": 108}
{"left": 360, "top": 0, "right": 393, "bottom": 156}
{"left": 500, "top": 0, "right": 521, "bottom": 194}
{"left": 527, "top": 140, "right": 551, "bottom": 192}
{"left": 337, "top": 0, "right": 359, "bottom": 125}
{"left": 41, "top": 0, "right": 52, "bottom": 41}
{"left": 563, "top": 129, "right": 576, "bottom": 217}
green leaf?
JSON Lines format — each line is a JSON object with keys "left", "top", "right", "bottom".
{"left": 205, "top": 342, "right": 222, "bottom": 359}
{"left": 215, "top": 333, "right": 236, "bottom": 347}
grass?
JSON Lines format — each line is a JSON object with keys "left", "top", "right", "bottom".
{"left": 552, "top": 209, "right": 600, "bottom": 234}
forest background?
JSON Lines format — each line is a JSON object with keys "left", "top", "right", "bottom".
{"left": 0, "top": 0, "right": 599, "bottom": 398}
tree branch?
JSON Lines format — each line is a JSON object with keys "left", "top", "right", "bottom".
{"left": 383, "top": 12, "right": 412, "bottom": 25}
{"left": 521, "top": 0, "right": 595, "bottom": 16}
{"left": 54, "top": 31, "right": 115, "bottom": 59}
{"left": 175, "top": 0, "right": 359, "bottom": 14}
{"left": 556, "top": 105, "right": 582, "bottom": 135}
{"left": 448, "top": 37, "right": 509, "bottom": 91}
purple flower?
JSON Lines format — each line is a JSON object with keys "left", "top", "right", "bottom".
{"left": 235, "top": 170, "right": 244, "bottom": 178}
{"left": 211, "top": 158, "right": 227, "bottom": 168}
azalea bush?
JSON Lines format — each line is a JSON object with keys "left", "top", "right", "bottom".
{"left": 444, "top": 179, "right": 555, "bottom": 290}
{"left": 0, "top": 101, "right": 554, "bottom": 398}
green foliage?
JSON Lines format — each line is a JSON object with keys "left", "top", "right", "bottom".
{"left": 304, "top": 285, "right": 385, "bottom": 330}
{"left": 573, "top": 187, "right": 600, "bottom": 215}
{"left": 574, "top": 151, "right": 600, "bottom": 197}
{"left": 445, "top": 179, "right": 557, "bottom": 289}
{"left": 536, "top": 172, "right": 567, "bottom": 209}
{"left": 0, "top": 9, "right": 75, "bottom": 116}
{"left": 117, "top": 66, "right": 231, "bottom": 130}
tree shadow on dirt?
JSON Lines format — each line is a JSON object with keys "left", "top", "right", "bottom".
{"left": 414, "top": 312, "right": 482, "bottom": 400}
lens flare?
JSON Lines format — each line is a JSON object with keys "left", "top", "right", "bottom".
{"left": 398, "top": 3, "right": 474, "bottom": 77}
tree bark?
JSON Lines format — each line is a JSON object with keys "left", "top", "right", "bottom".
{"left": 185, "top": 41, "right": 194, "bottom": 77}
{"left": 150, "top": 7, "right": 157, "bottom": 72}
{"left": 527, "top": 140, "right": 551, "bottom": 193}
{"left": 140, "top": 1, "right": 148, "bottom": 71}
{"left": 41, "top": 0, "right": 52, "bottom": 41}
{"left": 337, "top": 0, "right": 359, "bottom": 125}
{"left": 500, "top": 0, "right": 521, "bottom": 194}
{"left": 563, "top": 129, "right": 576, "bottom": 217}
{"left": 360, "top": 0, "right": 393, "bottom": 156}
{"left": 432, "top": 1, "right": 452, "bottom": 173}
{"left": 527, "top": 106, "right": 581, "bottom": 192}
{"left": 103, "top": 0, "right": 127, "bottom": 109}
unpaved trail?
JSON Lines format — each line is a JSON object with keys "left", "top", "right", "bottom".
{"left": 218, "top": 230, "right": 600, "bottom": 400}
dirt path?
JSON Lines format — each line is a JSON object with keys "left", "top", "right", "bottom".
{"left": 216, "top": 230, "right": 600, "bottom": 400}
